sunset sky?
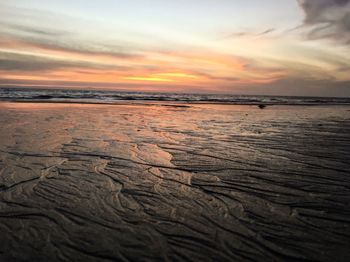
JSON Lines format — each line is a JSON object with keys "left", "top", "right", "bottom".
{"left": 0, "top": 0, "right": 350, "bottom": 96}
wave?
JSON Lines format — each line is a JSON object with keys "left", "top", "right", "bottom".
{"left": 1, "top": 87, "right": 350, "bottom": 105}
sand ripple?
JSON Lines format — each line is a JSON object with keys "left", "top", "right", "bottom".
{"left": 0, "top": 103, "right": 349, "bottom": 261}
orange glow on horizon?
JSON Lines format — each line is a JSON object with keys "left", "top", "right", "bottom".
{"left": 0, "top": 36, "right": 292, "bottom": 90}
{"left": 122, "top": 76, "right": 173, "bottom": 82}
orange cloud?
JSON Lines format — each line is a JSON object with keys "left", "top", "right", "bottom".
{"left": 0, "top": 34, "right": 288, "bottom": 91}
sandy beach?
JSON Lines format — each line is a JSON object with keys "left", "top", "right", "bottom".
{"left": 0, "top": 102, "right": 349, "bottom": 261}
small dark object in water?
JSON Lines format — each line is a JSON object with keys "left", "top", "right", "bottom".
{"left": 258, "top": 104, "right": 266, "bottom": 109}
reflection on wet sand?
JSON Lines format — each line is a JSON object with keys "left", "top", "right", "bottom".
{"left": 0, "top": 102, "right": 350, "bottom": 261}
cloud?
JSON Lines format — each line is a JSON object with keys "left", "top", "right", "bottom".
{"left": 222, "top": 28, "right": 276, "bottom": 40}
{"left": 256, "top": 28, "right": 276, "bottom": 36}
{"left": 2, "top": 76, "right": 350, "bottom": 97}
{"left": 265, "top": 77, "right": 350, "bottom": 97}
{"left": 0, "top": 31, "right": 141, "bottom": 60}
{"left": 0, "top": 4, "right": 141, "bottom": 60}
{"left": 0, "top": 52, "right": 129, "bottom": 72}
{"left": 5, "top": 23, "right": 68, "bottom": 37}
{"left": 0, "top": 78, "right": 207, "bottom": 93}
{"left": 218, "top": 76, "right": 350, "bottom": 97}
{"left": 298, "top": 0, "right": 350, "bottom": 43}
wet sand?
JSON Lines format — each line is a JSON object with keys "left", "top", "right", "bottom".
{"left": 0, "top": 102, "right": 349, "bottom": 261}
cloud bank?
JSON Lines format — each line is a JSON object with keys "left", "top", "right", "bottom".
{"left": 298, "top": 0, "right": 350, "bottom": 43}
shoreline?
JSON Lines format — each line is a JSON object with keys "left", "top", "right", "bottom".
{"left": 1, "top": 99, "right": 349, "bottom": 261}
{"left": 1, "top": 99, "right": 350, "bottom": 107}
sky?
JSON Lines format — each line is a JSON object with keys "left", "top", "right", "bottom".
{"left": 0, "top": 0, "right": 350, "bottom": 96}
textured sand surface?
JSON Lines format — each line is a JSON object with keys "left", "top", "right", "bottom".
{"left": 0, "top": 102, "right": 349, "bottom": 261}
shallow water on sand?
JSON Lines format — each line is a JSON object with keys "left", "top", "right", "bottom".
{"left": 0, "top": 102, "right": 350, "bottom": 261}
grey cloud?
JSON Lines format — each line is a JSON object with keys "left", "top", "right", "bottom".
{"left": 222, "top": 77, "right": 350, "bottom": 97}
{"left": 0, "top": 30, "right": 142, "bottom": 60}
{"left": 298, "top": 0, "right": 350, "bottom": 43}
{"left": 337, "top": 65, "right": 350, "bottom": 72}
{"left": 0, "top": 52, "right": 130, "bottom": 72}
{"left": 265, "top": 77, "right": 350, "bottom": 97}
{"left": 0, "top": 79, "right": 204, "bottom": 93}
{"left": 208, "top": 76, "right": 240, "bottom": 82}
{"left": 0, "top": 59, "right": 58, "bottom": 72}
{"left": 191, "top": 71, "right": 241, "bottom": 82}
{"left": 224, "top": 28, "right": 275, "bottom": 39}
{"left": 6, "top": 23, "right": 69, "bottom": 37}
{"left": 256, "top": 28, "right": 276, "bottom": 36}
{"left": 0, "top": 5, "right": 142, "bottom": 60}
{"left": 1, "top": 75, "right": 350, "bottom": 97}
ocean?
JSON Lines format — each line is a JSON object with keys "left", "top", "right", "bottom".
{"left": 1, "top": 87, "right": 350, "bottom": 105}
{"left": 0, "top": 90, "right": 350, "bottom": 261}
